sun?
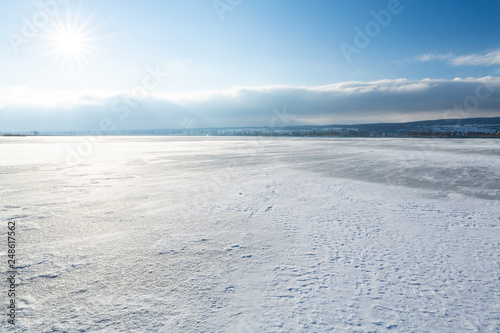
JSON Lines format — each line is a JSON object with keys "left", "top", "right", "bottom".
{"left": 46, "top": 23, "right": 93, "bottom": 66}
{"left": 54, "top": 30, "right": 85, "bottom": 56}
{"left": 42, "top": 9, "right": 101, "bottom": 73}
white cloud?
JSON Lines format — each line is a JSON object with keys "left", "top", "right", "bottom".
{"left": 416, "top": 49, "right": 500, "bottom": 66}
{"left": 1, "top": 77, "right": 500, "bottom": 131}
{"left": 416, "top": 53, "right": 453, "bottom": 62}
{"left": 451, "top": 50, "right": 500, "bottom": 66}
{"left": 0, "top": 87, "right": 121, "bottom": 109}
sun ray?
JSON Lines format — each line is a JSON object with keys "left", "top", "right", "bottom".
{"left": 41, "top": 7, "right": 103, "bottom": 76}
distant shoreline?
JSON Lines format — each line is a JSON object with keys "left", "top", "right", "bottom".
{"left": 2, "top": 134, "right": 499, "bottom": 139}
{"left": 2, "top": 116, "right": 500, "bottom": 138}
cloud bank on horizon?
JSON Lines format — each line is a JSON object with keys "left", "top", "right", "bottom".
{"left": 1, "top": 77, "right": 499, "bottom": 132}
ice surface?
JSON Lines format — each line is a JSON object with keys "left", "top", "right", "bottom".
{"left": 1, "top": 137, "right": 499, "bottom": 332}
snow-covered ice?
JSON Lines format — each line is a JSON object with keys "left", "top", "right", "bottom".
{"left": 1, "top": 137, "right": 499, "bottom": 332}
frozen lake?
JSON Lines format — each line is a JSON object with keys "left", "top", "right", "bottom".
{"left": 1, "top": 137, "right": 500, "bottom": 332}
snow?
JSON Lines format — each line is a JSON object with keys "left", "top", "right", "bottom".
{"left": 1, "top": 136, "right": 499, "bottom": 332}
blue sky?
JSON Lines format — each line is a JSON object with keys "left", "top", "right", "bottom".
{"left": 1, "top": 0, "right": 500, "bottom": 131}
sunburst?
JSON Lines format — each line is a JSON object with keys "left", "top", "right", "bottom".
{"left": 43, "top": 7, "right": 101, "bottom": 74}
